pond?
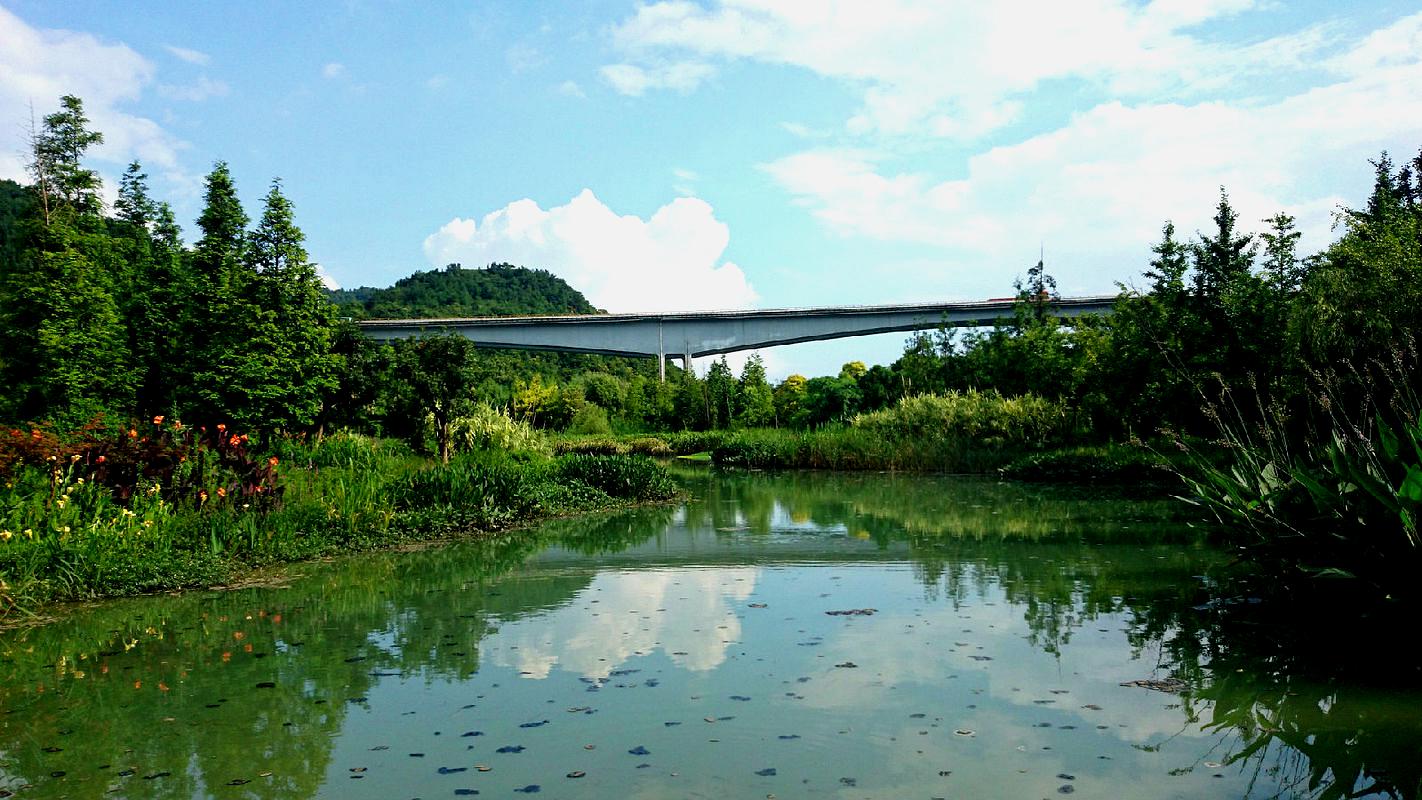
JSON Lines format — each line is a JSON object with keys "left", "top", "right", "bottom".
{"left": 1, "top": 469, "right": 1418, "bottom": 799}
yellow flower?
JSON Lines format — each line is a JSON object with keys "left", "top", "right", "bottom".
{"left": 61, "top": 526, "right": 70, "bottom": 534}
{"left": 23, "top": 528, "right": 33, "bottom": 539}
{"left": 0, "top": 530, "right": 11, "bottom": 541}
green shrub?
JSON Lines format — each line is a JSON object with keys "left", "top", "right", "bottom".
{"left": 554, "top": 437, "right": 626, "bottom": 456}
{"left": 268, "top": 430, "right": 414, "bottom": 471}
{"left": 666, "top": 430, "right": 728, "bottom": 455}
{"left": 555, "top": 454, "right": 677, "bottom": 502}
{"left": 395, "top": 451, "right": 545, "bottom": 530}
{"left": 567, "top": 403, "right": 613, "bottom": 435}
{"left": 852, "top": 391, "right": 1072, "bottom": 446}
{"left": 1000, "top": 445, "right": 1174, "bottom": 485}
{"left": 624, "top": 436, "right": 672, "bottom": 457}
{"left": 448, "top": 405, "right": 550, "bottom": 456}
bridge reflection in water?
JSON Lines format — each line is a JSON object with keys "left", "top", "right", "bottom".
{"left": 357, "top": 296, "right": 1117, "bottom": 379}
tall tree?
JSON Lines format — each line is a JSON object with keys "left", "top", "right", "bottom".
{"left": 244, "top": 179, "right": 339, "bottom": 431}
{"left": 28, "top": 95, "right": 105, "bottom": 218}
{"left": 736, "top": 353, "right": 775, "bottom": 427}
{"left": 1260, "top": 212, "right": 1304, "bottom": 293}
{"left": 185, "top": 162, "right": 252, "bottom": 425}
{"left": 394, "top": 334, "right": 479, "bottom": 463}
{"left": 0, "top": 96, "right": 133, "bottom": 421}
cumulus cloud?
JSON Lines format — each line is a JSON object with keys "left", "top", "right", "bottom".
{"left": 0, "top": 6, "right": 188, "bottom": 186}
{"left": 556, "top": 79, "right": 586, "bottom": 98}
{"left": 423, "top": 189, "right": 757, "bottom": 312}
{"left": 605, "top": 0, "right": 1334, "bottom": 139}
{"left": 487, "top": 567, "right": 758, "bottom": 679}
{"left": 762, "top": 25, "right": 1422, "bottom": 291}
{"left": 321, "top": 61, "right": 345, "bottom": 79}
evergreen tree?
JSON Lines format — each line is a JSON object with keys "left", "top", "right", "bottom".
{"left": 243, "top": 179, "right": 339, "bottom": 431}
{"left": 28, "top": 95, "right": 105, "bottom": 218}
{"left": 1260, "top": 213, "right": 1304, "bottom": 293}
{"left": 185, "top": 162, "right": 252, "bottom": 425}
{"left": 1191, "top": 189, "right": 1257, "bottom": 308}
{"left": 0, "top": 96, "right": 133, "bottom": 421}
{"left": 114, "top": 161, "right": 156, "bottom": 227}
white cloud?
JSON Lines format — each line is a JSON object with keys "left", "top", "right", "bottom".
{"left": 487, "top": 567, "right": 758, "bottom": 679}
{"left": 321, "top": 61, "right": 345, "bottom": 79}
{"left": 425, "top": 73, "right": 450, "bottom": 90}
{"left": 600, "top": 61, "right": 715, "bottom": 96}
{"left": 556, "top": 79, "right": 586, "bottom": 99}
{"left": 163, "top": 44, "right": 210, "bottom": 66}
{"left": 606, "top": 0, "right": 1334, "bottom": 139}
{"left": 157, "top": 75, "right": 229, "bottom": 102}
{"left": 0, "top": 5, "right": 188, "bottom": 187}
{"left": 423, "top": 189, "right": 758, "bottom": 313}
{"left": 762, "top": 38, "right": 1422, "bottom": 290}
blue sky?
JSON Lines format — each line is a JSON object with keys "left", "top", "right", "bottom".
{"left": 3, "top": 1, "right": 1420, "bottom": 378}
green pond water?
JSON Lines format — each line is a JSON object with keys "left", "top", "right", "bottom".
{"left": 2, "top": 469, "right": 1419, "bottom": 799}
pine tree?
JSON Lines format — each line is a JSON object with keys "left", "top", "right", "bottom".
{"left": 1192, "top": 189, "right": 1257, "bottom": 307}
{"left": 114, "top": 161, "right": 156, "bottom": 227}
{"left": 29, "top": 96, "right": 105, "bottom": 218}
{"left": 184, "top": 162, "right": 253, "bottom": 425}
{"left": 1260, "top": 213, "right": 1304, "bottom": 293}
{"left": 242, "top": 179, "right": 339, "bottom": 431}
{"left": 0, "top": 96, "right": 133, "bottom": 421}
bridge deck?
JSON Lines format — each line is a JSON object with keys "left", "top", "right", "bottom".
{"left": 357, "top": 295, "right": 1118, "bottom": 378}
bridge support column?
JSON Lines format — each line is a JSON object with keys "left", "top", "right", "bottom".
{"left": 658, "top": 323, "right": 665, "bottom": 382}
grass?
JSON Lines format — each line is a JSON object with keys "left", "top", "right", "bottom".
{"left": 0, "top": 428, "right": 680, "bottom": 621}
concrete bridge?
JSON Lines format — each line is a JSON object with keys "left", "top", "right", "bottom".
{"left": 357, "top": 296, "right": 1117, "bottom": 380}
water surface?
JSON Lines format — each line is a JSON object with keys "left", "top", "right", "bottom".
{"left": 2, "top": 470, "right": 1418, "bottom": 798}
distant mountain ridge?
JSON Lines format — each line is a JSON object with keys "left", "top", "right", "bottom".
{"left": 328, "top": 262, "right": 601, "bottom": 319}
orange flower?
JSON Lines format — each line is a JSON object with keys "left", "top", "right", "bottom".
{"left": 216, "top": 487, "right": 227, "bottom": 498}
{"left": 217, "top": 423, "right": 226, "bottom": 432}
{"left": 152, "top": 415, "right": 164, "bottom": 425}
{"left": 172, "top": 420, "right": 183, "bottom": 431}
{"left": 128, "top": 429, "right": 138, "bottom": 438}
{"left": 268, "top": 456, "right": 279, "bottom": 467}
{"left": 198, "top": 490, "right": 209, "bottom": 503}
{"left": 96, "top": 455, "right": 106, "bottom": 464}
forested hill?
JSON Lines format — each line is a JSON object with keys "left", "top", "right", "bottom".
{"left": 328, "top": 262, "right": 601, "bottom": 319}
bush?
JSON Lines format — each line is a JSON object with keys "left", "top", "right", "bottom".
{"left": 555, "top": 437, "right": 625, "bottom": 456}
{"left": 395, "top": 451, "right": 545, "bottom": 530}
{"left": 666, "top": 430, "right": 728, "bottom": 455}
{"left": 555, "top": 454, "right": 678, "bottom": 502}
{"left": 567, "top": 403, "right": 612, "bottom": 436}
{"left": 268, "top": 430, "right": 414, "bottom": 471}
{"left": 624, "top": 436, "right": 672, "bottom": 457}
{"left": 448, "top": 405, "right": 549, "bottom": 456}
{"left": 852, "top": 391, "right": 1072, "bottom": 447}
{"left": 1000, "top": 445, "right": 1174, "bottom": 485}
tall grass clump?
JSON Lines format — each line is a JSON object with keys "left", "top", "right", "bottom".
{"left": 852, "top": 391, "right": 1072, "bottom": 447}
{"left": 1178, "top": 367, "right": 1422, "bottom": 602}
{"left": 555, "top": 454, "right": 678, "bottom": 502}
{"left": 448, "top": 405, "right": 550, "bottom": 456}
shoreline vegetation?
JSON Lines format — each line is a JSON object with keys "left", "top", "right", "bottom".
{"left": 1, "top": 420, "right": 677, "bottom": 623}
{"left": 1, "top": 94, "right": 1420, "bottom": 618}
